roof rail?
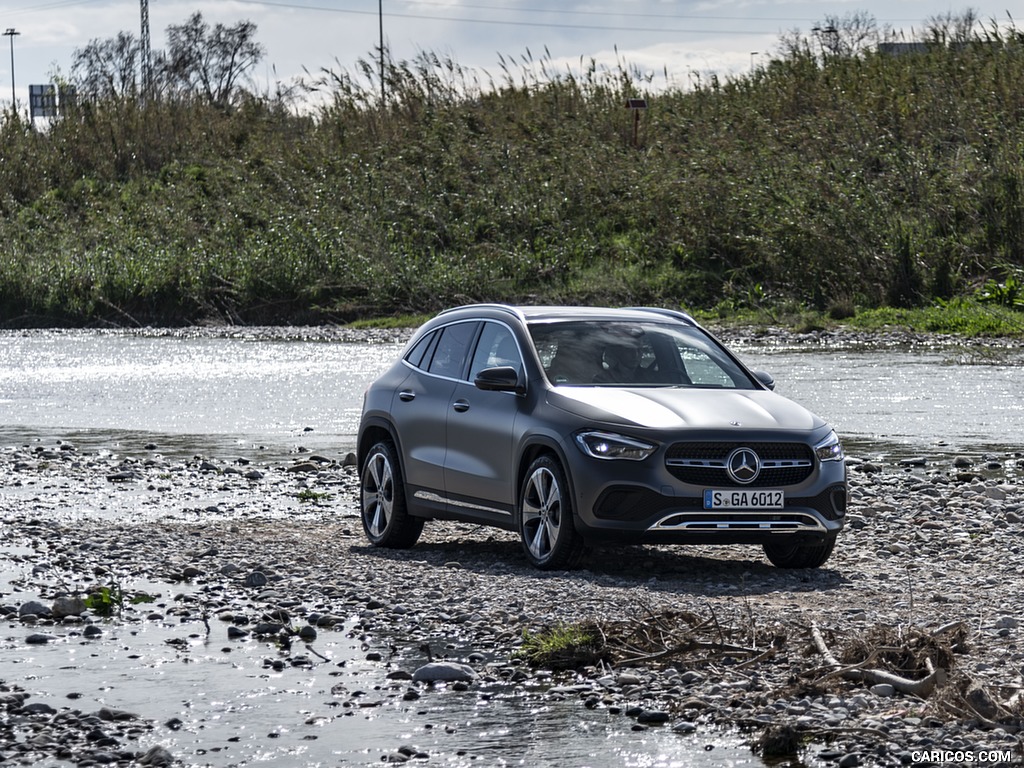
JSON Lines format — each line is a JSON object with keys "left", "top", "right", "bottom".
{"left": 436, "top": 303, "right": 526, "bottom": 322}
{"left": 624, "top": 307, "right": 698, "bottom": 326}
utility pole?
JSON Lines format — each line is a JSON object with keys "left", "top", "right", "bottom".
{"left": 3, "top": 29, "right": 19, "bottom": 108}
{"left": 140, "top": 0, "right": 152, "bottom": 98}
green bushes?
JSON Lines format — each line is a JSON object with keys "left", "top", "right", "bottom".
{"left": 1, "top": 31, "right": 1023, "bottom": 329}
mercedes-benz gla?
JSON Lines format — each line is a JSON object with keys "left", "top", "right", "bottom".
{"left": 357, "top": 305, "right": 846, "bottom": 569}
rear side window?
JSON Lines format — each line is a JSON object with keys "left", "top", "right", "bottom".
{"left": 427, "top": 322, "right": 479, "bottom": 379}
{"left": 405, "top": 331, "right": 438, "bottom": 370}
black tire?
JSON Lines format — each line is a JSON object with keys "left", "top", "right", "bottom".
{"left": 517, "top": 455, "right": 585, "bottom": 570}
{"left": 762, "top": 537, "right": 836, "bottom": 568}
{"left": 360, "top": 441, "right": 424, "bottom": 548}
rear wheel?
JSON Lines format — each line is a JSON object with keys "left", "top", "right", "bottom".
{"left": 518, "top": 455, "right": 585, "bottom": 570}
{"left": 360, "top": 441, "right": 424, "bottom": 548}
{"left": 762, "top": 537, "right": 836, "bottom": 568}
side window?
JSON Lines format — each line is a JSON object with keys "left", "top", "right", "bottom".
{"left": 427, "top": 322, "right": 479, "bottom": 379}
{"left": 405, "top": 330, "right": 438, "bottom": 370}
{"left": 468, "top": 323, "right": 522, "bottom": 381}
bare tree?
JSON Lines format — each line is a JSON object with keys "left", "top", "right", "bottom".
{"left": 71, "top": 32, "right": 140, "bottom": 100}
{"left": 162, "top": 13, "right": 265, "bottom": 108}
{"left": 923, "top": 9, "right": 979, "bottom": 44}
{"left": 813, "top": 11, "right": 881, "bottom": 58}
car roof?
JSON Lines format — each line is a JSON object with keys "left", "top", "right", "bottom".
{"left": 437, "top": 304, "right": 699, "bottom": 326}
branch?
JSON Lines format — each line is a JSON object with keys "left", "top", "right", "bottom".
{"left": 809, "top": 621, "right": 947, "bottom": 698}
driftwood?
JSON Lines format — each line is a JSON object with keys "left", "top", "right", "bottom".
{"left": 809, "top": 621, "right": 947, "bottom": 698}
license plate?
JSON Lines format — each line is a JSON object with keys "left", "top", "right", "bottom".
{"left": 703, "top": 489, "right": 785, "bottom": 509}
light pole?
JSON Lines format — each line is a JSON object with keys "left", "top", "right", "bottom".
{"left": 3, "top": 28, "right": 18, "bottom": 108}
{"left": 750, "top": 51, "right": 758, "bottom": 73}
{"left": 378, "top": 0, "right": 385, "bottom": 106}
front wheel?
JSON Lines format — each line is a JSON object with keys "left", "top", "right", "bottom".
{"left": 762, "top": 537, "right": 836, "bottom": 568}
{"left": 517, "top": 455, "right": 585, "bottom": 570}
{"left": 360, "top": 441, "right": 424, "bottom": 548}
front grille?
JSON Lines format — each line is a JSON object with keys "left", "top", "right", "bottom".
{"left": 665, "top": 441, "right": 814, "bottom": 488}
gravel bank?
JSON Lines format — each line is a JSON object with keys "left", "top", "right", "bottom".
{"left": 2, "top": 438, "right": 1022, "bottom": 767}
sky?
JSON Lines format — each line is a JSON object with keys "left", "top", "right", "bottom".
{"left": 0, "top": 0, "right": 1019, "bottom": 110}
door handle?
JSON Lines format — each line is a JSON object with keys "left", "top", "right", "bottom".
{"left": 398, "top": 390, "right": 416, "bottom": 402}
{"left": 452, "top": 399, "right": 470, "bottom": 412}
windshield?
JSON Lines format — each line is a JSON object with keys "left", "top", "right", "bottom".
{"left": 528, "top": 320, "right": 758, "bottom": 389}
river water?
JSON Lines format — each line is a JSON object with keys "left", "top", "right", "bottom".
{"left": 0, "top": 330, "right": 1021, "bottom": 463}
{"left": 1, "top": 329, "right": 1021, "bottom": 767}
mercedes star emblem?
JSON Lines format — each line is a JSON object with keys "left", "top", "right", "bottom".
{"left": 726, "top": 447, "right": 761, "bottom": 484}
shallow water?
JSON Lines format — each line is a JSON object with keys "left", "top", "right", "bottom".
{"left": 738, "top": 346, "right": 1023, "bottom": 461}
{"left": 0, "top": 330, "right": 1020, "bottom": 464}
{"left": 0, "top": 572, "right": 762, "bottom": 767}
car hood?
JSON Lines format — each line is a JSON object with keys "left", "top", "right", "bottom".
{"left": 547, "top": 386, "right": 826, "bottom": 432}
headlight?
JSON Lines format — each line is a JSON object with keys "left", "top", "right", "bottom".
{"left": 575, "top": 431, "right": 656, "bottom": 461}
{"left": 814, "top": 430, "right": 845, "bottom": 462}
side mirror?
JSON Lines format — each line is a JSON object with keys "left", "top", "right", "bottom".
{"left": 474, "top": 366, "right": 525, "bottom": 395}
{"left": 753, "top": 370, "right": 775, "bottom": 391}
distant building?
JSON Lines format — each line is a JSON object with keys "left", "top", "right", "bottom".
{"left": 877, "top": 43, "right": 931, "bottom": 56}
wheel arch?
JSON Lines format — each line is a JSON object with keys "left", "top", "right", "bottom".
{"left": 357, "top": 417, "right": 403, "bottom": 476}
{"left": 516, "top": 437, "right": 580, "bottom": 520}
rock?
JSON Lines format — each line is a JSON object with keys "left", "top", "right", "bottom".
{"left": 21, "top": 701, "right": 57, "bottom": 715}
{"left": 19, "top": 600, "right": 51, "bottom": 617}
{"left": 964, "top": 685, "right": 999, "bottom": 720}
{"left": 244, "top": 571, "right": 269, "bottom": 587}
{"left": 97, "top": 707, "right": 139, "bottom": 721}
{"left": 52, "top": 596, "right": 88, "bottom": 619}
{"left": 286, "top": 462, "right": 320, "bottom": 474}
{"left": 138, "top": 746, "right": 174, "bottom": 766}
{"left": 26, "top": 633, "right": 56, "bottom": 644}
{"left": 411, "top": 662, "right": 478, "bottom": 683}
{"left": 856, "top": 462, "right": 883, "bottom": 474}
{"left": 637, "top": 710, "right": 671, "bottom": 724}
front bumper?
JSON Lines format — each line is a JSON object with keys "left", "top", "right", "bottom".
{"left": 568, "top": 440, "right": 847, "bottom": 545}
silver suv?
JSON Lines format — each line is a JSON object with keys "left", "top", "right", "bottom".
{"left": 358, "top": 305, "right": 847, "bottom": 570}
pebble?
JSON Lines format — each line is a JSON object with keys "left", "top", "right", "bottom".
{"left": 1, "top": 405, "right": 1022, "bottom": 766}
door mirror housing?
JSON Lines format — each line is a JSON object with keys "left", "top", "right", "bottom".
{"left": 475, "top": 366, "right": 525, "bottom": 394}
{"left": 753, "top": 370, "right": 775, "bottom": 391}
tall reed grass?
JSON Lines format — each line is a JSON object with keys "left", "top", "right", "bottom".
{"left": 1, "top": 25, "right": 1022, "bottom": 327}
